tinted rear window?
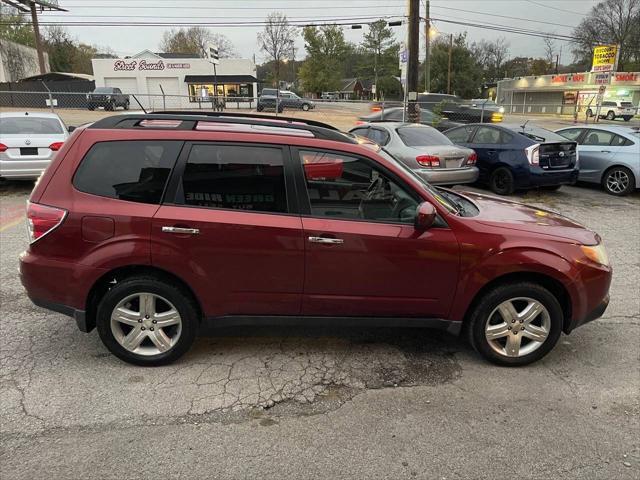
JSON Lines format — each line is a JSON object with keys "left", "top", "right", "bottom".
{"left": 397, "top": 126, "right": 453, "bottom": 146}
{"left": 73, "top": 141, "right": 182, "bottom": 204}
{"left": 93, "top": 87, "right": 114, "bottom": 93}
{"left": 0, "top": 117, "right": 63, "bottom": 134}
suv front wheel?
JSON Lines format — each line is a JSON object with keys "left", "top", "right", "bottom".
{"left": 466, "top": 282, "right": 563, "bottom": 366}
{"left": 96, "top": 275, "right": 199, "bottom": 366}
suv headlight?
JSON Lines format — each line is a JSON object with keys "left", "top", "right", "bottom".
{"left": 581, "top": 243, "right": 609, "bottom": 266}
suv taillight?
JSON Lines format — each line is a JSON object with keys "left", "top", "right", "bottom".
{"left": 525, "top": 144, "right": 540, "bottom": 165}
{"left": 26, "top": 202, "right": 67, "bottom": 243}
{"left": 49, "top": 142, "right": 64, "bottom": 151}
{"left": 416, "top": 155, "right": 441, "bottom": 167}
{"left": 467, "top": 151, "right": 477, "bottom": 165}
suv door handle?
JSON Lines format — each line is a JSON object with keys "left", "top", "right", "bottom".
{"left": 162, "top": 226, "right": 200, "bottom": 235}
{"left": 308, "top": 236, "right": 344, "bottom": 245}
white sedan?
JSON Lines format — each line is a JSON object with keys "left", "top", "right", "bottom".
{"left": 0, "top": 112, "right": 71, "bottom": 180}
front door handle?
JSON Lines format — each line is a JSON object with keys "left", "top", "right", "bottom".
{"left": 600, "top": 150, "right": 611, "bottom": 153}
{"left": 308, "top": 236, "right": 344, "bottom": 245}
{"left": 162, "top": 226, "right": 200, "bottom": 235}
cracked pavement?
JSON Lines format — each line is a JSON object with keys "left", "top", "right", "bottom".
{"left": 1, "top": 180, "right": 638, "bottom": 479}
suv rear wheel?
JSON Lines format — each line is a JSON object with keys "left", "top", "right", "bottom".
{"left": 605, "top": 110, "right": 616, "bottom": 120}
{"left": 96, "top": 275, "right": 199, "bottom": 366}
{"left": 466, "top": 282, "right": 563, "bottom": 366}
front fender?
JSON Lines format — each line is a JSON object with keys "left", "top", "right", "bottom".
{"left": 448, "top": 246, "right": 582, "bottom": 322}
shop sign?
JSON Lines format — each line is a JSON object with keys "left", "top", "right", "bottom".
{"left": 551, "top": 74, "right": 586, "bottom": 84}
{"left": 613, "top": 72, "right": 638, "bottom": 82}
{"left": 594, "top": 73, "right": 610, "bottom": 85}
{"left": 113, "top": 59, "right": 191, "bottom": 71}
{"left": 591, "top": 45, "right": 618, "bottom": 72}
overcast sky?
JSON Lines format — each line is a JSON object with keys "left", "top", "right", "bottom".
{"left": 38, "top": 0, "right": 600, "bottom": 64}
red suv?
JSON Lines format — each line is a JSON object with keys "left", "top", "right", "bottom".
{"left": 19, "top": 113, "right": 612, "bottom": 367}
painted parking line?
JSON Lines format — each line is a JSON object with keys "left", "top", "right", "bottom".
{"left": 0, "top": 216, "right": 24, "bottom": 233}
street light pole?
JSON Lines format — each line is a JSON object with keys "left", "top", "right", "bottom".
{"left": 407, "top": 0, "right": 420, "bottom": 123}
{"left": 424, "top": 0, "right": 430, "bottom": 93}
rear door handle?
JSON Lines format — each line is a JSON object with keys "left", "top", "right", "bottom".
{"left": 600, "top": 150, "right": 611, "bottom": 153}
{"left": 308, "top": 236, "right": 344, "bottom": 245}
{"left": 162, "top": 226, "right": 200, "bottom": 235}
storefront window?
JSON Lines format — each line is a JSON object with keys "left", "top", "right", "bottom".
{"left": 188, "top": 83, "right": 254, "bottom": 101}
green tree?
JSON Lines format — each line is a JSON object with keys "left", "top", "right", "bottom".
{"left": 425, "top": 33, "right": 482, "bottom": 98}
{"left": 0, "top": 5, "right": 34, "bottom": 47}
{"left": 160, "top": 28, "right": 236, "bottom": 58}
{"left": 298, "top": 25, "right": 349, "bottom": 95}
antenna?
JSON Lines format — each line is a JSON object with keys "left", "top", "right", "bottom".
{"left": 131, "top": 94, "right": 147, "bottom": 114}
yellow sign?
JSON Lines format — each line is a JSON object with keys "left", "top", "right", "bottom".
{"left": 592, "top": 45, "right": 618, "bottom": 72}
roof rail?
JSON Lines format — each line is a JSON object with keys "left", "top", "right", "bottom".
{"left": 88, "top": 112, "right": 355, "bottom": 143}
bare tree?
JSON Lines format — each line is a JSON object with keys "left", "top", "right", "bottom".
{"left": 471, "top": 37, "right": 509, "bottom": 81}
{"left": 160, "top": 28, "right": 236, "bottom": 58}
{"left": 572, "top": 0, "right": 640, "bottom": 69}
{"left": 257, "top": 12, "right": 296, "bottom": 85}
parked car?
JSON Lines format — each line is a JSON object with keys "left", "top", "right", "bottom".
{"left": 20, "top": 112, "right": 611, "bottom": 367}
{"left": 586, "top": 100, "right": 636, "bottom": 122}
{"left": 350, "top": 122, "right": 478, "bottom": 186}
{"left": 467, "top": 99, "right": 505, "bottom": 114}
{"left": 555, "top": 125, "right": 639, "bottom": 196}
{"left": 87, "top": 87, "right": 130, "bottom": 111}
{"left": 257, "top": 89, "right": 315, "bottom": 112}
{"left": 0, "top": 112, "right": 71, "bottom": 180}
{"left": 321, "top": 92, "right": 339, "bottom": 101}
{"left": 444, "top": 123, "right": 579, "bottom": 195}
{"left": 370, "top": 93, "right": 504, "bottom": 123}
{"left": 357, "top": 106, "right": 462, "bottom": 132}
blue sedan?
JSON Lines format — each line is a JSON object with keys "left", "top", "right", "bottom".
{"left": 444, "top": 123, "right": 579, "bottom": 195}
{"left": 555, "top": 125, "right": 639, "bottom": 196}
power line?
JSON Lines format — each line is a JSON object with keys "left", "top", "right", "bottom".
{"left": 431, "top": 5, "right": 577, "bottom": 29}
{"left": 525, "top": 0, "right": 587, "bottom": 16}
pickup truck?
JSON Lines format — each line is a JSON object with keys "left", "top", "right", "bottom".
{"left": 370, "top": 93, "right": 503, "bottom": 124}
{"left": 87, "top": 87, "right": 130, "bottom": 111}
{"left": 257, "top": 89, "right": 315, "bottom": 112}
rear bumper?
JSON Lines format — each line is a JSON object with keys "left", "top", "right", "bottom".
{"left": 519, "top": 167, "right": 579, "bottom": 188}
{"left": 30, "top": 297, "right": 90, "bottom": 332}
{"left": 415, "top": 166, "right": 479, "bottom": 185}
{"left": 1, "top": 156, "right": 53, "bottom": 179}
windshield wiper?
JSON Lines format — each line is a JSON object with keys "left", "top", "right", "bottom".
{"left": 437, "top": 188, "right": 465, "bottom": 215}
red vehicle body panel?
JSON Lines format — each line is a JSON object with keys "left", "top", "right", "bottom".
{"left": 19, "top": 123, "right": 612, "bottom": 336}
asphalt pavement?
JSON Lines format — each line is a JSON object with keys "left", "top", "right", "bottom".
{"left": 0, "top": 180, "right": 638, "bottom": 479}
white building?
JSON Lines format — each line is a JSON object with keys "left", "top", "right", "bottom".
{"left": 0, "top": 39, "right": 50, "bottom": 82}
{"left": 91, "top": 49, "right": 258, "bottom": 109}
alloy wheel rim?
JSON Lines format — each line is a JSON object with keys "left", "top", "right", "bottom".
{"left": 606, "top": 170, "right": 629, "bottom": 194}
{"left": 485, "top": 297, "right": 551, "bottom": 358}
{"left": 110, "top": 292, "right": 182, "bottom": 356}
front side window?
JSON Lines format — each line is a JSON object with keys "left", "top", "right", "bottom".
{"left": 181, "top": 144, "right": 287, "bottom": 213}
{"left": 445, "top": 125, "right": 475, "bottom": 144}
{"left": 557, "top": 128, "right": 584, "bottom": 142}
{"left": 473, "top": 126, "right": 503, "bottom": 144}
{"left": 299, "top": 150, "right": 418, "bottom": 224}
{"left": 74, "top": 141, "right": 182, "bottom": 204}
{"left": 583, "top": 130, "right": 615, "bottom": 146}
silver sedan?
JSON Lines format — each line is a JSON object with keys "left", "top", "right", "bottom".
{"left": 555, "top": 125, "right": 639, "bottom": 196}
{"left": 350, "top": 122, "right": 479, "bottom": 186}
{"left": 0, "top": 112, "right": 70, "bottom": 180}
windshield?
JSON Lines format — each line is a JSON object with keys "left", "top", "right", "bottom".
{"left": 0, "top": 116, "right": 63, "bottom": 134}
{"left": 397, "top": 126, "right": 453, "bottom": 146}
{"left": 93, "top": 87, "right": 113, "bottom": 93}
{"left": 379, "top": 149, "right": 459, "bottom": 214}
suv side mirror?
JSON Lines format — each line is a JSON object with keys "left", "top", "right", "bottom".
{"left": 415, "top": 202, "right": 436, "bottom": 231}
{"left": 68, "top": 126, "right": 76, "bottom": 133}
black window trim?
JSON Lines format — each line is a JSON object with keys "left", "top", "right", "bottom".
{"left": 290, "top": 145, "right": 442, "bottom": 227}
{"left": 72, "top": 139, "right": 186, "bottom": 205}
{"left": 163, "top": 140, "right": 298, "bottom": 217}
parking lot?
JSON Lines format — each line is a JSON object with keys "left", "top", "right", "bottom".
{"left": 1, "top": 164, "right": 638, "bottom": 478}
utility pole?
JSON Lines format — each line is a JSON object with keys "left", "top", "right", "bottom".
{"left": 407, "top": 0, "right": 420, "bottom": 123}
{"left": 29, "top": 1, "right": 46, "bottom": 74}
{"left": 424, "top": 0, "right": 430, "bottom": 92}
{"left": 447, "top": 33, "right": 453, "bottom": 94}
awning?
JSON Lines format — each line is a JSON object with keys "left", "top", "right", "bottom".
{"left": 184, "top": 75, "right": 258, "bottom": 83}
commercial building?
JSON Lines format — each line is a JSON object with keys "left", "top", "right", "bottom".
{"left": 496, "top": 71, "right": 640, "bottom": 115}
{"left": 91, "top": 50, "right": 258, "bottom": 109}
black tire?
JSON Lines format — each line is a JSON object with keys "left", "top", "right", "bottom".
{"left": 540, "top": 185, "right": 562, "bottom": 191}
{"left": 88, "top": 104, "right": 95, "bottom": 111}
{"left": 106, "top": 100, "right": 115, "bottom": 111}
{"left": 96, "top": 275, "right": 199, "bottom": 366}
{"left": 586, "top": 108, "right": 593, "bottom": 118}
{"left": 256, "top": 104, "right": 264, "bottom": 112}
{"left": 465, "top": 282, "right": 563, "bottom": 366}
{"left": 124, "top": 100, "right": 130, "bottom": 110}
{"left": 277, "top": 106, "right": 284, "bottom": 113}
{"left": 602, "top": 166, "right": 635, "bottom": 196}
{"left": 605, "top": 110, "right": 615, "bottom": 121}
{"left": 622, "top": 116, "right": 632, "bottom": 122}
{"left": 302, "top": 103, "right": 310, "bottom": 111}
{"left": 489, "top": 167, "right": 515, "bottom": 195}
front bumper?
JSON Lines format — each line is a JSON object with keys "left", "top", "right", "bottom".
{"left": 564, "top": 294, "right": 609, "bottom": 334}
{"left": 415, "top": 166, "right": 479, "bottom": 186}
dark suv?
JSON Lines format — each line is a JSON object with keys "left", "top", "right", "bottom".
{"left": 87, "top": 87, "right": 130, "bottom": 111}
{"left": 20, "top": 112, "right": 611, "bottom": 367}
